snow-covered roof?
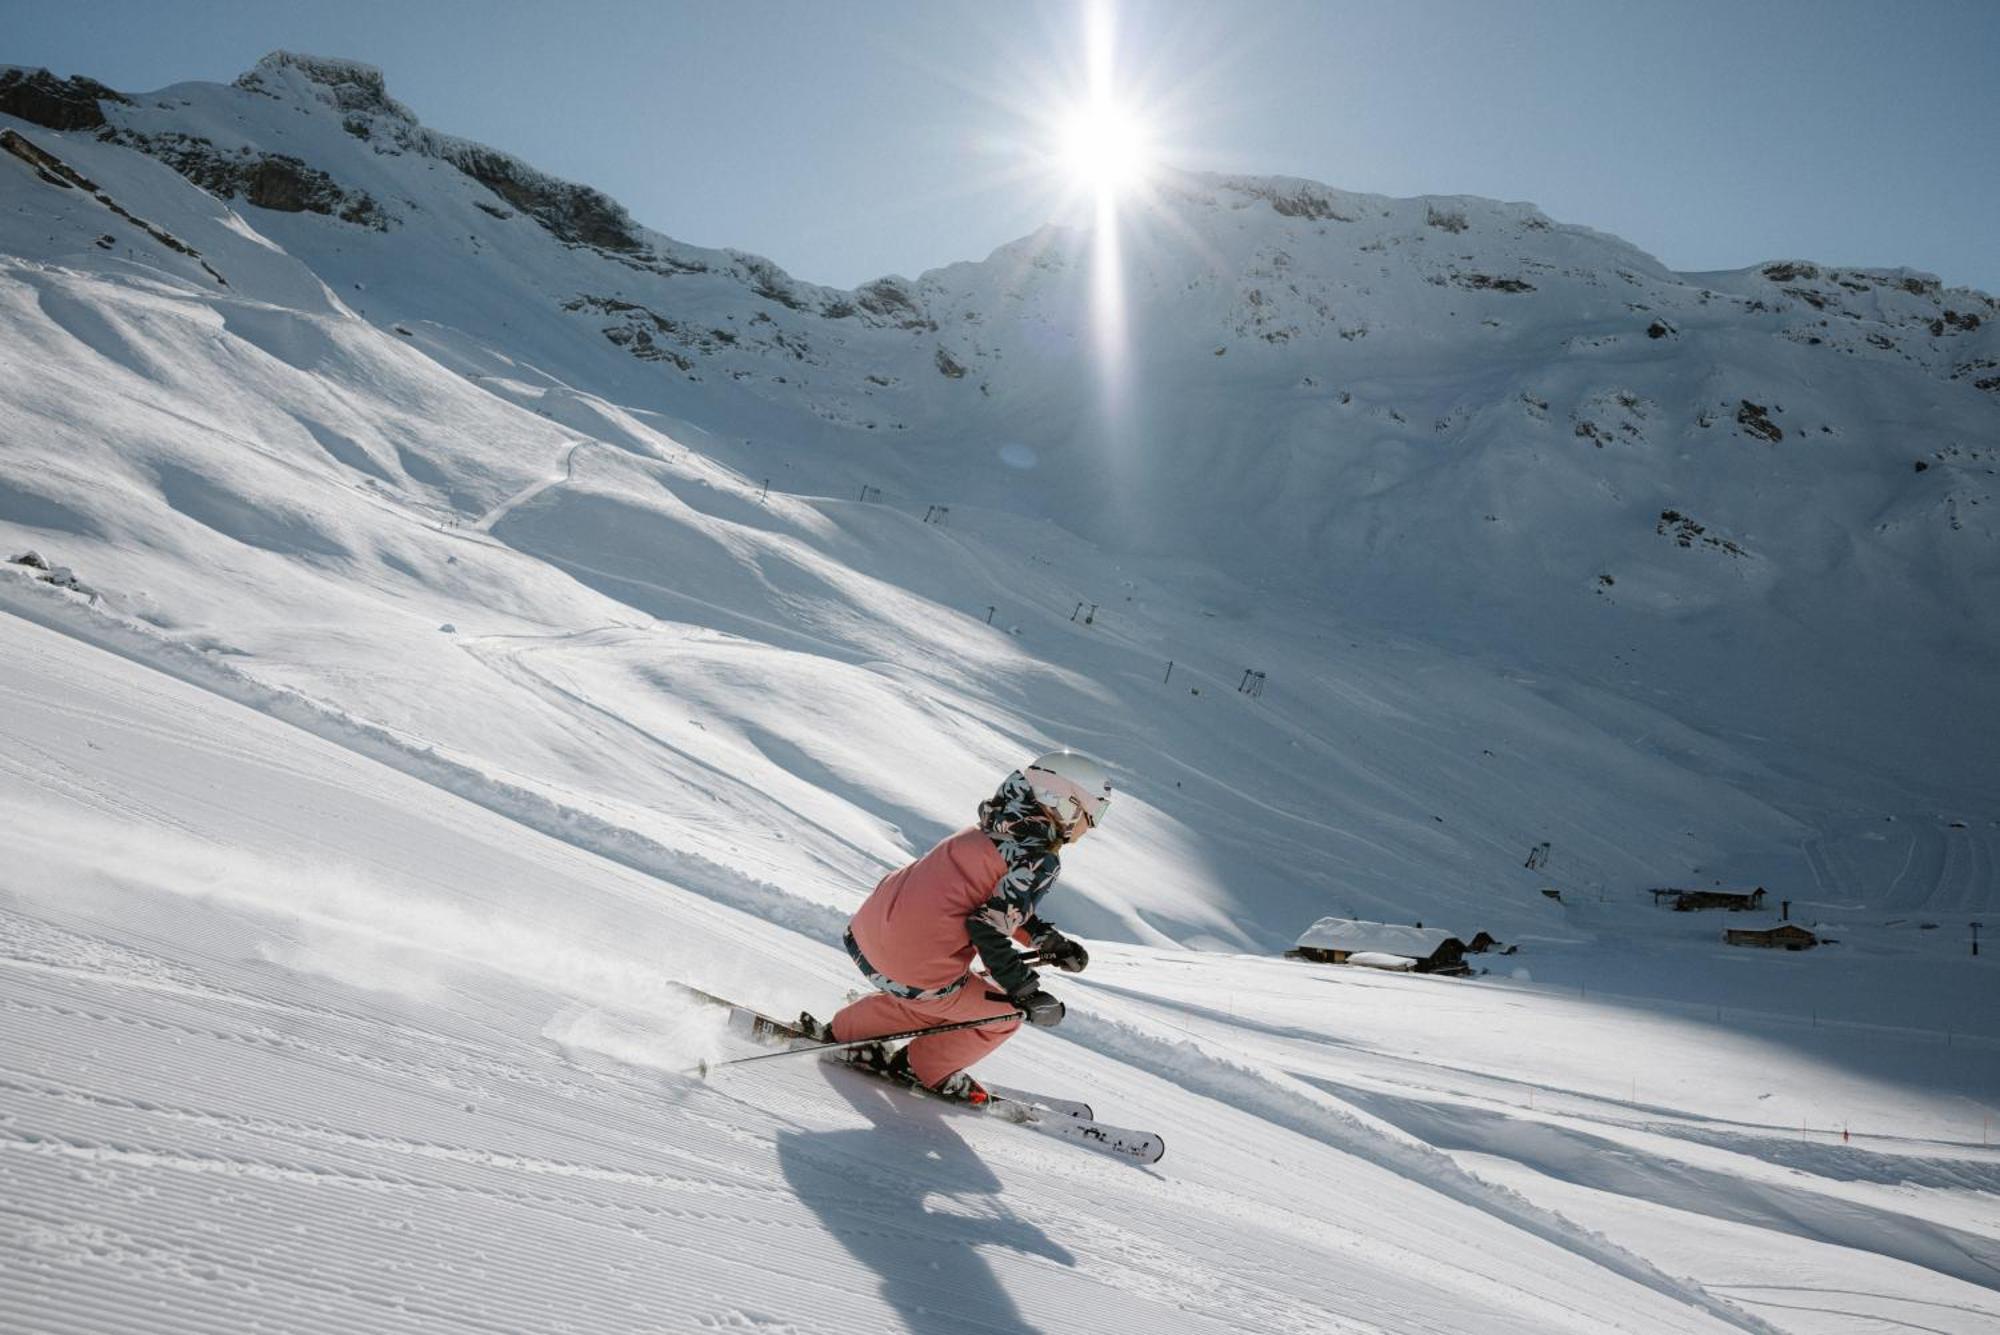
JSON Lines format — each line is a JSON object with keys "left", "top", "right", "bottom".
{"left": 1295, "top": 918, "right": 1460, "bottom": 956}
{"left": 1345, "top": 952, "right": 1418, "bottom": 972}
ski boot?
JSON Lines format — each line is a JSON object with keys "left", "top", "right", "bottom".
{"left": 881, "top": 1048, "right": 989, "bottom": 1106}
{"left": 798, "top": 1013, "right": 897, "bottom": 1069}
{"left": 840, "top": 1037, "right": 895, "bottom": 1073}
{"left": 931, "top": 1067, "right": 992, "bottom": 1106}
{"left": 791, "top": 1011, "right": 852, "bottom": 1054}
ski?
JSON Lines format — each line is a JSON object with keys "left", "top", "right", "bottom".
{"left": 679, "top": 984, "right": 1160, "bottom": 1164}
{"left": 984, "top": 1084, "right": 1092, "bottom": 1122}
{"left": 840, "top": 1047, "right": 1163, "bottom": 1165}
{"left": 1019, "top": 1108, "right": 1164, "bottom": 1164}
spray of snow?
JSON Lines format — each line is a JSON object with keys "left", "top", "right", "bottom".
{"left": 543, "top": 1003, "right": 735, "bottom": 1075}
{"left": 2, "top": 795, "right": 729, "bottom": 1031}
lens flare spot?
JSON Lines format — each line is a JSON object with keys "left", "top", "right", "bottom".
{"left": 1056, "top": 100, "right": 1153, "bottom": 193}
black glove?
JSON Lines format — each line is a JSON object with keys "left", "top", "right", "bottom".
{"left": 1035, "top": 928, "right": 1089, "bottom": 974}
{"left": 1010, "top": 986, "right": 1066, "bottom": 1027}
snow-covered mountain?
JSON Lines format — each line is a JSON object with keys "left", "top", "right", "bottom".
{"left": 7, "top": 44, "right": 1997, "bottom": 935}
{"left": 3, "top": 53, "right": 1997, "bottom": 1333}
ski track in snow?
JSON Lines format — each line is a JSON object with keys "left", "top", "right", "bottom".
{"left": 18, "top": 570, "right": 1991, "bottom": 1328}
{"left": 469, "top": 439, "right": 591, "bottom": 534}
{"left": 8, "top": 603, "right": 1998, "bottom": 1331}
{"left": 0, "top": 577, "right": 855, "bottom": 948}
{"left": 0, "top": 647, "right": 1984, "bottom": 1335}
{"left": 0, "top": 603, "right": 1791, "bottom": 1335}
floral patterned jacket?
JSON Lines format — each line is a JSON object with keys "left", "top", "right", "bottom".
{"left": 968, "top": 770, "right": 1067, "bottom": 994}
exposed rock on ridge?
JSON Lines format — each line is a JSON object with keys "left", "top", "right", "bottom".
{"left": 105, "top": 129, "right": 391, "bottom": 230}
{"left": 235, "top": 52, "right": 415, "bottom": 121}
{"left": 1, "top": 127, "right": 224, "bottom": 283}
{"left": 0, "top": 67, "right": 129, "bottom": 131}
{"left": 249, "top": 52, "right": 675, "bottom": 260}
{"left": 436, "top": 140, "right": 643, "bottom": 252}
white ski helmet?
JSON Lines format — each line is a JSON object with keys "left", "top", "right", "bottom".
{"left": 1023, "top": 750, "right": 1113, "bottom": 838}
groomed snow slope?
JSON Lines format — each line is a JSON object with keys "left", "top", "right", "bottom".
{"left": 7, "top": 607, "right": 1996, "bottom": 1334}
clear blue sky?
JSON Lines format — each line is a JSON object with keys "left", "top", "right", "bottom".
{"left": 7, "top": 0, "right": 1997, "bottom": 293}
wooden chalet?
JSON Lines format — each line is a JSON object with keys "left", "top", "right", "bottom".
{"left": 1286, "top": 918, "right": 1471, "bottom": 975}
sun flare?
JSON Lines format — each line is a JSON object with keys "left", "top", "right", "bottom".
{"left": 1056, "top": 100, "right": 1154, "bottom": 194}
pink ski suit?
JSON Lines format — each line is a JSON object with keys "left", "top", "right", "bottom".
{"left": 829, "top": 773, "right": 1068, "bottom": 1088}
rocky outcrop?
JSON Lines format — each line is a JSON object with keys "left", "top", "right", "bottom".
{"left": 1425, "top": 205, "right": 1470, "bottom": 233}
{"left": 1, "top": 128, "right": 224, "bottom": 283}
{"left": 1760, "top": 261, "right": 1819, "bottom": 284}
{"left": 106, "top": 130, "right": 390, "bottom": 230}
{"left": 230, "top": 52, "right": 645, "bottom": 254}
{"left": 563, "top": 295, "right": 696, "bottom": 370}
{"left": 731, "top": 253, "right": 810, "bottom": 310}
{"left": 1656, "top": 510, "right": 1745, "bottom": 555}
{"left": 1227, "top": 178, "right": 1357, "bottom": 222}
{"left": 0, "top": 68, "right": 129, "bottom": 131}
{"left": 1736, "top": 400, "right": 1783, "bottom": 443}
{"left": 441, "top": 142, "right": 642, "bottom": 252}
{"left": 1452, "top": 272, "right": 1535, "bottom": 293}
{"left": 234, "top": 52, "right": 414, "bottom": 121}
{"left": 5, "top": 549, "right": 93, "bottom": 596}
{"left": 854, "top": 278, "right": 935, "bottom": 330}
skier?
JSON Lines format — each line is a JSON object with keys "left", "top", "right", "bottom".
{"left": 802, "top": 751, "right": 1110, "bottom": 1104}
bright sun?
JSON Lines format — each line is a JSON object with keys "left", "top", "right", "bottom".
{"left": 1057, "top": 100, "right": 1153, "bottom": 193}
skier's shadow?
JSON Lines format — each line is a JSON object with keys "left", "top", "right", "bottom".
{"left": 776, "top": 1067, "right": 1075, "bottom": 1334}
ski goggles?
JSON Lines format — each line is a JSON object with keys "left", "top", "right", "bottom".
{"left": 1026, "top": 770, "right": 1109, "bottom": 840}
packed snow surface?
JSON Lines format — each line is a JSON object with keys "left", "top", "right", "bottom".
{"left": 3, "top": 52, "right": 1996, "bottom": 1333}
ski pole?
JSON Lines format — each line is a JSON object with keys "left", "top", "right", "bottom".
{"left": 697, "top": 1010, "right": 1025, "bottom": 1076}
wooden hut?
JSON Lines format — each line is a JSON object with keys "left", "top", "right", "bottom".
{"left": 1286, "top": 918, "right": 1470, "bottom": 975}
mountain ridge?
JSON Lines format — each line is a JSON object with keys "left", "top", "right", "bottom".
{"left": 2, "top": 49, "right": 1995, "bottom": 935}
{"left": 13, "top": 53, "right": 1992, "bottom": 305}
